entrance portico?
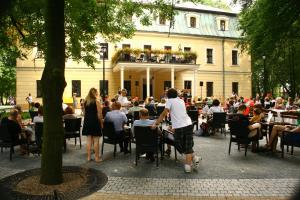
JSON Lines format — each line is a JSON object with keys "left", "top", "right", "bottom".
{"left": 114, "top": 62, "right": 200, "bottom": 100}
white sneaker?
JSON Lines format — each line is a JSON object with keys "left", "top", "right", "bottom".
{"left": 184, "top": 164, "right": 192, "bottom": 173}
{"left": 193, "top": 155, "right": 201, "bottom": 168}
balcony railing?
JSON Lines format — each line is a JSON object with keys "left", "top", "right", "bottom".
{"left": 111, "top": 48, "right": 197, "bottom": 66}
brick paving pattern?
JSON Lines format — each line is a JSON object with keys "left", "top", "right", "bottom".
{"left": 98, "top": 177, "right": 299, "bottom": 197}
{"left": 1, "top": 121, "right": 300, "bottom": 199}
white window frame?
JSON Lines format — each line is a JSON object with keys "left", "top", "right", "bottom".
{"left": 205, "top": 48, "right": 214, "bottom": 64}
{"left": 186, "top": 13, "right": 199, "bottom": 28}
{"left": 156, "top": 14, "right": 170, "bottom": 26}
{"left": 216, "top": 16, "right": 229, "bottom": 31}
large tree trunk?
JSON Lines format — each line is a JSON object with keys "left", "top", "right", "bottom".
{"left": 40, "top": 0, "right": 66, "bottom": 185}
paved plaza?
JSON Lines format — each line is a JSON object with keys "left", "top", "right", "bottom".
{"left": 0, "top": 130, "right": 299, "bottom": 199}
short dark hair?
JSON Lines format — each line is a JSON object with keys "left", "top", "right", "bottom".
{"left": 212, "top": 99, "right": 220, "bottom": 106}
{"left": 104, "top": 100, "right": 110, "bottom": 107}
{"left": 167, "top": 88, "right": 178, "bottom": 99}
{"left": 133, "top": 101, "right": 139, "bottom": 106}
{"left": 238, "top": 104, "right": 246, "bottom": 112}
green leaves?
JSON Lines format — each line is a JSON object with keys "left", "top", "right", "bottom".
{"left": 238, "top": 0, "right": 300, "bottom": 96}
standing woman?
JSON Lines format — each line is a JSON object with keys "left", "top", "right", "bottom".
{"left": 82, "top": 88, "right": 103, "bottom": 162}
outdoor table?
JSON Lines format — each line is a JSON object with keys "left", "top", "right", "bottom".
{"left": 0, "top": 105, "right": 14, "bottom": 112}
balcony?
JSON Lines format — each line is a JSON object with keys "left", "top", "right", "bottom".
{"left": 111, "top": 48, "right": 197, "bottom": 66}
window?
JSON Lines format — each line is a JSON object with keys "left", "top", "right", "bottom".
{"left": 164, "top": 81, "right": 171, "bottom": 90}
{"left": 72, "top": 80, "right": 81, "bottom": 97}
{"left": 232, "top": 50, "right": 238, "bottom": 65}
{"left": 164, "top": 46, "right": 172, "bottom": 51}
{"left": 190, "top": 17, "right": 196, "bottom": 28}
{"left": 100, "top": 43, "right": 108, "bottom": 59}
{"left": 124, "top": 80, "right": 131, "bottom": 96}
{"left": 216, "top": 16, "right": 229, "bottom": 31}
{"left": 206, "top": 82, "right": 213, "bottom": 97}
{"left": 184, "top": 81, "right": 192, "bottom": 90}
{"left": 184, "top": 47, "right": 191, "bottom": 52}
{"left": 36, "top": 80, "right": 42, "bottom": 98}
{"left": 206, "top": 48, "right": 213, "bottom": 64}
{"left": 100, "top": 80, "right": 109, "bottom": 96}
{"left": 35, "top": 47, "right": 44, "bottom": 59}
{"left": 159, "top": 14, "right": 166, "bottom": 25}
{"left": 144, "top": 45, "right": 151, "bottom": 51}
{"left": 232, "top": 82, "right": 239, "bottom": 95}
{"left": 220, "top": 20, "right": 226, "bottom": 31}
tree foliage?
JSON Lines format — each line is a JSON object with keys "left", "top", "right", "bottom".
{"left": 2, "top": 0, "right": 216, "bottom": 185}
{"left": 237, "top": 0, "right": 300, "bottom": 97}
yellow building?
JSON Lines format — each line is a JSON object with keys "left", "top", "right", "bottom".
{"left": 16, "top": 2, "right": 251, "bottom": 106}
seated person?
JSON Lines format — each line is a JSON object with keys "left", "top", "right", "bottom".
{"left": 266, "top": 125, "right": 300, "bottom": 152}
{"left": 131, "top": 108, "right": 159, "bottom": 161}
{"left": 248, "top": 108, "right": 262, "bottom": 150}
{"left": 33, "top": 106, "right": 44, "bottom": 123}
{"left": 63, "top": 106, "right": 77, "bottom": 120}
{"left": 274, "top": 97, "right": 285, "bottom": 110}
{"left": 104, "top": 102, "right": 129, "bottom": 153}
{"left": 157, "top": 98, "right": 166, "bottom": 107}
{"left": 145, "top": 97, "right": 157, "bottom": 117}
{"left": 128, "top": 101, "right": 142, "bottom": 115}
{"left": 102, "top": 100, "right": 111, "bottom": 118}
{"left": 227, "top": 100, "right": 236, "bottom": 114}
{"left": 235, "top": 105, "right": 261, "bottom": 152}
{"left": 207, "top": 99, "right": 224, "bottom": 116}
{"left": 1, "top": 109, "right": 26, "bottom": 154}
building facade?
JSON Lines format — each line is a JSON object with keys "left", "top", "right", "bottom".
{"left": 16, "top": 2, "right": 251, "bottom": 106}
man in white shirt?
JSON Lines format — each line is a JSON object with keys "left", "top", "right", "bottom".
{"left": 153, "top": 88, "right": 200, "bottom": 173}
{"left": 117, "top": 89, "right": 130, "bottom": 113}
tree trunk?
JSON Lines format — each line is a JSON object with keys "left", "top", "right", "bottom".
{"left": 40, "top": 0, "right": 66, "bottom": 185}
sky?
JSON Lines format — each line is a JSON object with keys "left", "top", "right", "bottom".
{"left": 222, "top": 0, "right": 242, "bottom": 12}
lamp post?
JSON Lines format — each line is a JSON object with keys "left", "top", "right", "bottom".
{"left": 262, "top": 55, "right": 266, "bottom": 94}
{"left": 100, "top": 45, "right": 107, "bottom": 101}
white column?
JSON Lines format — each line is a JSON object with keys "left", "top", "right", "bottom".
{"left": 146, "top": 67, "right": 150, "bottom": 97}
{"left": 120, "top": 66, "right": 124, "bottom": 89}
{"left": 193, "top": 69, "right": 197, "bottom": 100}
{"left": 171, "top": 67, "right": 175, "bottom": 88}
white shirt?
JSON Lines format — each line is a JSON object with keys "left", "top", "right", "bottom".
{"left": 165, "top": 97, "right": 192, "bottom": 129}
{"left": 207, "top": 106, "right": 224, "bottom": 115}
{"left": 118, "top": 96, "right": 129, "bottom": 106}
{"left": 27, "top": 96, "right": 33, "bottom": 103}
{"left": 33, "top": 115, "right": 43, "bottom": 123}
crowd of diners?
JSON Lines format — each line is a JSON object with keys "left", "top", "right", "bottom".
{"left": 1, "top": 89, "right": 300, "bottom": 171}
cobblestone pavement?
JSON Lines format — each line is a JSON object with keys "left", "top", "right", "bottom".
{"left": 82, "top": 193, "right": 289, "bottom": 200}
{"left": 1, "top": 126, "right": 300, "bottom": 199}
{"left": 96, "top": 177, "right": 299, "bottom": 197}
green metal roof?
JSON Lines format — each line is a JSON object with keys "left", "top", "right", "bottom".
{"left": 135, "top": 6, "right": 241, "bottom": 39}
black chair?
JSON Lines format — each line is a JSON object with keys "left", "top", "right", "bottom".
{"left": 64, "top": 118, "right": 82, "bottom": 152}
{"left": 101, "top": 121, "right": 132, "bottom": 157}
{"left": 228, "top": 114, "right": 251, "bottom": 156}
{"left": 187, "top": 110, "right": 199, "bottom": 130}
{"left": 0, "top": 120, "right": 27, "bottom": 161}
{"left": 162, "top": 129, "right": 177, "bottom": 160}
{"left": 0, "top": 123, "right": 22, "bottom": 161}
{"left": 133, "top": 111, "right": 140, "bottom": 121}
{"left": 211, "top": 112, "right": 227, "bottom": 135}
{"left": 156, "top": 106, "right": 165, "bottom": 117}
{"left": 29, "top": 110, "right": 38, "bottom": 121}
{"left": 281, "top": 131, "right": 300, "bottom": 158}
{"left": 134, "top": 126, "right": 160, "bottom": 167}
{"left": 145, "top": 104, "right": 157, "bottom": 119}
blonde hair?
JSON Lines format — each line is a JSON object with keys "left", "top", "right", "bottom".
{"left": 85, "top": 88, "right": 98, "bottom": 106}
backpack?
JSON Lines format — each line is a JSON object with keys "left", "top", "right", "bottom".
{"left": 200, "top": 122, "right": 209, "bottom": 136}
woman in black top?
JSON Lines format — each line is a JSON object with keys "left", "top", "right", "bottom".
{"left": 82, "top": 88, "right": 103, "bottom": 162}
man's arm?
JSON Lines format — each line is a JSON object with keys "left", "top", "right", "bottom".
{"left": 153, "top": 108, "right": 169, "bottom": 127}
